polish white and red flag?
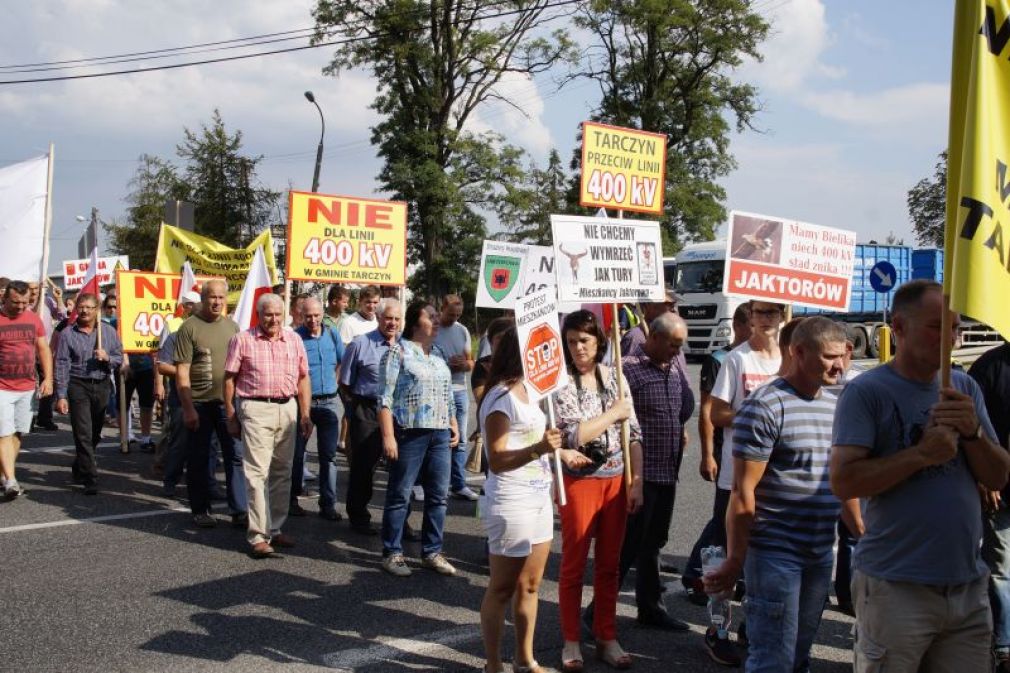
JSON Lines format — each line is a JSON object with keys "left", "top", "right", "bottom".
{"left": 232, "top": 246, "right": 273, "bottom": 331}
{"left": 175, "top": 261, "right": 198, "bottom": 316}
{"left": 67, "top": 245, "right": 101, "bottom": 324}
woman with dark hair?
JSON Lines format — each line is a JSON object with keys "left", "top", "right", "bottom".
{"left": 478, "top": 326, "right": 591, "bottom": 673}
{"left": 378, "top": 300, "right": 460, "bottom": 577}
{"left": 554, "top": 309, "right": 644, "bottom": 671}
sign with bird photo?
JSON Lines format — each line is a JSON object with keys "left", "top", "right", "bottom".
{"left": 476, "top": 240, "right": 528, "bottom": 308}
{"left": 722, "top": 210, "right": 857, "bottom": 311}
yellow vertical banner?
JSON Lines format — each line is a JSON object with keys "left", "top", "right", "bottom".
{"left": 945, "top": 1, "right": 1010, "bottom": 338}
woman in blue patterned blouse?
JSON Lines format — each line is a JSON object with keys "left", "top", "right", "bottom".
{"left": 378, "top": 300, "right": 460, "bottom": 578}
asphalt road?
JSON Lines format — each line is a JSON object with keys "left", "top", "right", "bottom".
{"left": 2, "top": 362, "right": 855, "bottom": 672}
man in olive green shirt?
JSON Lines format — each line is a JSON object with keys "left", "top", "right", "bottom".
{"left": 174, "top": 280, "right": 247, "bottom": 528}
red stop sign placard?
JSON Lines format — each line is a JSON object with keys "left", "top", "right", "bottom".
{"left": 524, "top": 323, "right": 563, "bottom": 395}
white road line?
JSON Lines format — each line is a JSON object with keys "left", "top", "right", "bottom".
{"left": 20, "top": 442, "right": 118, "bottom": 454}
{"left": 0, "top": 505, "right": 192, "bottom": 534}
{"left": 319, "top": 624, "right": 480, "bottom": 671}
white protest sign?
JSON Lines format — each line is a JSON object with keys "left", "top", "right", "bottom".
{"left": 515, "top": 287, "right": 569, "bottom": 400}
{"left": 722, "top": 210, "right": 856, "bottom": 311}
{"left": 550, "top": 214, "right": 664, "bottom": 303}
{"left": 476, "top": 240, "right": 529, "bottom": 309}
{"left": 62, "top": 255, "right": 130, "bottom": 290}
{"left": 521, "top": 245, "right": 582, "bottom": 313}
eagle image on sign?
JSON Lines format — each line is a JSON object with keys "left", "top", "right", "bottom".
{"left": 484, "top": 254, "right": 522, "bottom": 303}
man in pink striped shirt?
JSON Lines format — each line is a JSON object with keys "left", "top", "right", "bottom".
{"left": 224, "top": 293, "right": 312, "bottom": 558}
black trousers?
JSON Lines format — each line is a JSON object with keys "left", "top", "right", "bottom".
{"left": 344, "top": 397, "right": 383, "bottom": 526}
{"left": 68, "top": 377, "right": 111, "bottom": 485}
{"left": 618, "top": 480, "right": 677, "bottom": 618}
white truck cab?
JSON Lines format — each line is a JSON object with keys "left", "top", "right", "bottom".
{"left": 670, "top": 240, "right": 745, "bottom": 356}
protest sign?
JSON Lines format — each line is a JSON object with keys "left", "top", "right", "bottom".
{"left": 286, "top": 191, "right": 407, "bottom": 286}
{"left": 722, "top": 210, "right": 856, "bottom": 311}
{"left": 155, "top": 225, "right": 276, "bottom": 304}
{"left": 550, "top": 214, "right": 664, "bottom": 303}
{"left": 476, "top": 240, "right": 529, "bottom": 309}
{"left": 62, "top": 255, "right": 129, "bottom": 290}
{"left": 580, "top": 121, "right": 666, "bottom": 215}
{"left": 116, "top": 270, "right": 224, "bottom": 353}
{"left": 516, "top": 287, "right": 568, "bottom": 399}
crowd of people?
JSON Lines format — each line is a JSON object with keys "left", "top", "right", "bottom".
{"left": 3, "top": 275, "right": 1010, "bottom": 672}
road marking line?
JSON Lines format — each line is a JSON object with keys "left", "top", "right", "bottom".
{"left": 319, "top": 624, "right": 480, "bottom": 671}
{"left": 0, "top": 505, "right": 193, "bottom": 534}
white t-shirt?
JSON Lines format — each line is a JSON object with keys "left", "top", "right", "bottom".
{"left": 710, "top": 342, "right": 781, "bottom": 491}
{"left": 479, "top": 383, "right": 554, "bottom": 511}
{"left": 434, "top": 321, "right": 471, "bottom": 390}
{"left": 338, "top": 311, "right": 378, "bottom": 344}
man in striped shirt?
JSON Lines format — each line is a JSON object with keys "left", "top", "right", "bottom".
{"left": 705, "top": 316, "right": 857, "bottom": 673}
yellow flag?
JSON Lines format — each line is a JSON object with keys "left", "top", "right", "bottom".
{"left": 154, "top": 224, "right": 278, "bottom": 304}
{"left": 945, "top": 1, "right": 1010, "bottom": 338}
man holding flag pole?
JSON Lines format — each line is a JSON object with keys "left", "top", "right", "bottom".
{"left": 829, "top": 5, "right": 1010, "bottom": 671}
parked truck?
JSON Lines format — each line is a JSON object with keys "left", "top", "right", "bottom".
{"left": 669, "top": 240, "right": 1001, "bottom": 358}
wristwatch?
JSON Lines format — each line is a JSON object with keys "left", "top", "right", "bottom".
{"left": 530, "top": 447, "right": 541, "bottom": 461}
{"left": 963, "top": 422, "right": 983, "bottom": 441}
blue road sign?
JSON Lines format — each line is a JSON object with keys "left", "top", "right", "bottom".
{"left": 869, "top": 260, "right": 897, "bottom": 293}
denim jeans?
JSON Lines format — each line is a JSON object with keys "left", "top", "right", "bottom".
{"left": 293, "top": 396, "right": 341, "bottom": 510}
{"left": 743, "top": 548, "right": 833, "bottom": 673}
{"left": 184, "top": 401, "right": 247, "bottom": 516}
{"left": 449, "top": 389, "right": 469, "bottom": 492}
{"left": 381, "top": 427, "right": 450, "bottom": 557}
{"left": 984, "top": 501, "right": 1010, "bottom": 657}
{"left": 835, "top": 518, "right": 857, "bottom": 607}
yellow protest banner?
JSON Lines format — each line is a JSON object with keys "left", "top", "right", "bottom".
{"left": 154, "top": 225, "right": 278, "bottom": 304}
{"left": 286, "top": 191, "right": 407, "bottom": 286}
{"left": 116, "top": 270, "right": 225, "bottom": 353}
{"left": 580, "top": 121, "right": 667, "bottom": 215}
{"left": 945, "top": 1, "right": 1010, "bottom": 340}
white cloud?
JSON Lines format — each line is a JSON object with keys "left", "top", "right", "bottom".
{"left": 799, "top": 83, "right": 948, "bottom": 128}
{"left": 740, "top": 0, "right": 843, "bottom": 93}
{"left": 462, "top": 71, "right": 554, "bottom": 161}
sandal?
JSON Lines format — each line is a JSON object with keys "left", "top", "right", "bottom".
{"left": 561, "top": 641, "right": 584, "bottom": 672}
{"left": 513, "top": 661, "right": 543, "bottom": 673}
{"left": 595, "top": 640, "right": 632, "bottom": 670}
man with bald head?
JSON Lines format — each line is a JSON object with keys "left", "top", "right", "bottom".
{"left": 293, "top": 297, "right": 345, "bottom": 520}
{"left": 224, "top": 293, "right": 312, "bottom": 558}
{"left": 340, "top": 300, "right": 403, "bottom": 534}
{"left": 174, "top": 279, "right": 247, "bottom": 528}
{"left": 591, "top": 313, "right": 695, "bottom": 630}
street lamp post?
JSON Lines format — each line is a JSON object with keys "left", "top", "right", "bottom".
{"left": 305, "top": 91, "right": 325, "bottom": 193}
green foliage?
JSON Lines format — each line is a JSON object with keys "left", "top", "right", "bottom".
{"left": 177, "top": 109, "right": 281, "bottom": 247}
{"left": 498, "top": 149, "right": 569, "bottom": 245}
{"left": 907, "top": 151, "right": 947, "bottom": 248}
{"left": 573, "top": 0, "right": 768, "bottom": 250}
{"left": 105, "top": 154, "right": 189, "bottom": 271}
{"left": 312, "top": 0, "right": 577, "bottom": 298}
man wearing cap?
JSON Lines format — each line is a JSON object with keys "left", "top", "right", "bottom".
{"left": 154, "top": 290, "right": 200, "bottom": 495}
{"left": 224, "top": 293, "right": 312, "bottom": 558}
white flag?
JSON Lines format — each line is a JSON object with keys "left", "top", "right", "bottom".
{"left": 175, "top": 261, "right": 198, "bottom": 316}
{"left": 0, "top": 156, "right": 48, "bottom": 281}
{"left": 232, "top": 247, "right": 273, "bottom": 331}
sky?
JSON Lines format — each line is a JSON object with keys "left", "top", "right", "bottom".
{"left": 0, "top": 0, "right": 955, "bottom": 275}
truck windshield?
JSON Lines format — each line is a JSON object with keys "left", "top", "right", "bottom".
{"left": 675, "top": 260, "right": 724, "bottom": 294}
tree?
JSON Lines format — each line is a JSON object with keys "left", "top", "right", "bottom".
{"left": 572, "top": 0, "right": 768, "bottom": 250}
{"left": 105, "top": 154, "right": 190, "bottom": 271}
{"left": 312, "top": 0, "right": 577, "bottom": 298}
{"left": 498, "top": 149, "right": 569, "bottom": 245}
{"left": 176, "top": 109, "right": 280, "bottom": 248}
{"left": 907, "top": 151, "right": 947, "bottom": 248}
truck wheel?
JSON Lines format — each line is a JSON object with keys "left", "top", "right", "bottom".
{"left": 868, "top": 325, "right": 884, "bottom": 359}
{"left": 848, "top": 326, "right": 868, "bottom": 359}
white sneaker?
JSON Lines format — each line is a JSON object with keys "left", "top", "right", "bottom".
{"left": 382, "top": 553, "right": 412, "bottom": 577}
{"left": 412, "top": 485, "right": 425, "bottom": 502}
{"left": 451, "top": 486, "right": 479, "bottom": 501}
{"left": 422, "top": 552, "right": 457, "bottom": 576}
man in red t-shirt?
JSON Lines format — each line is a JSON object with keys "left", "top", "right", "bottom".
{"left": 0, "top": 281, "right": 52, "bottom": 500}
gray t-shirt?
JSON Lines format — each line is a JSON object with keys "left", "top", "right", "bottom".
{"left": 433, "top": 321, "right": 471, "bottom": 390}
{"left": 833, "top": 364, "right": 996, "bottom": 585}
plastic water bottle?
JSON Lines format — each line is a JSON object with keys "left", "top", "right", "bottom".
{"left": 701, "top": 545, "right": 732, "bottom": 636}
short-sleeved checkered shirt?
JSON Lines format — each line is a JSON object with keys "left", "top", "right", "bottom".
{"left": 224, "top": 326, "right": 309, "bottom": 399}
